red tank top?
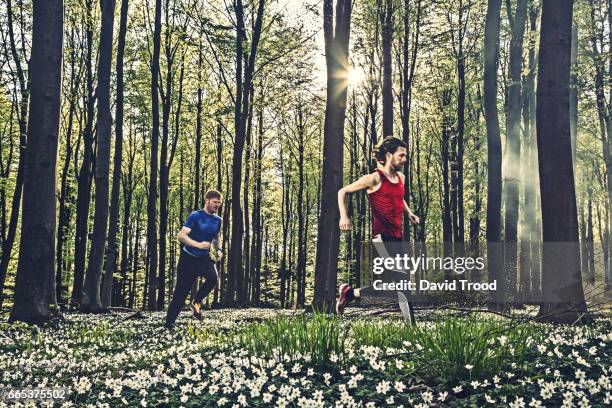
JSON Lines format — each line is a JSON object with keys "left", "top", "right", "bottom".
{"left": 368, "top": 168, "right": 404, "bottom": 239}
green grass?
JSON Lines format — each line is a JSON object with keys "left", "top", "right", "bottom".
{"left": 229, "top": 313, "right": 544, "bottom": 385}
{"left": 233, "top": 312, "right": 347, "bottom": 365}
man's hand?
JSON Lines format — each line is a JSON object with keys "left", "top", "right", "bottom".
{"left": 198, "top": 241, "right": 212, "bottom": 250}
{"left": 408, "top": 213, "right": 420, "bottom": 225}
{"left": 339, "top": 216, "right": 352, "bottom": 231}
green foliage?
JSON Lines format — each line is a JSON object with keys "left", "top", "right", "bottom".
{"left": 226, "top": 312, "right": 544, "bottom": 385}
{"left": 232, "top": 311, "right": 347, "bottom": 365}
{"left": 352, "top": 316, "right": 544, "bottom": 384}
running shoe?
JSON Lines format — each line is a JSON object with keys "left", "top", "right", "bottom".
{"left": 336, "top": 284, "right": 354, "bottom": 315}
{"left": 189, "top": 303, "right": 203, "bottom": 320}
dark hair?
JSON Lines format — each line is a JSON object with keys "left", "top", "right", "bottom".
{"left": 373, "top": 136, "right": 407, "bottom": 164}
{"left": 205, "top": 189, "right": 222, "bottom": 200}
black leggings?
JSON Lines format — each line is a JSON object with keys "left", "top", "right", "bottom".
{"left": 359, "top": 235, "right": 409, "bottom": 299}
{"left": 165, "top": 251, "right": 217, "bottom": 325}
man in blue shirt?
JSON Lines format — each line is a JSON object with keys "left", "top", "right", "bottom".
{"left": 165, "top": 190, "right": 223, "bottom": 328}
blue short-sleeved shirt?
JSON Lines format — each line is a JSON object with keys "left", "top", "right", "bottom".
{"left": 182, "top": 210, "right": 222, "bottom": 257}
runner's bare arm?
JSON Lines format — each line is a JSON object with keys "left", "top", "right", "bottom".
{"left": 403, "top": 200, "right": 420, "bottom": 224}
{"left": 398, "top": 173, "right": 420, "bottom": 224}
{"left": 177, "top": 226, "right": 210, "bottom": 249}
{"left": 338, "top": 173, "right": 379, "bottom": 231}
{"left": 212, "top": 231, "right": 223, "bottom": 252}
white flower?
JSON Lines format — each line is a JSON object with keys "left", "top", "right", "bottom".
{"left": 394, "top": 381, "right": 405, "bottom": 392}
{"left": 453, "top": 385, "right": 463, "bottom": 393}
{"left": 528, "top": 398, "right": 543, "bottom": 407}
{"left": 438, "top": 391, "right": 448, "bottom": 401}
{"left": 376, "top": 380, "right": 390, "bottom": 394}
{"left": 421, "top": 391, "right": 433, "bottom": 403}
{"left": 509, "top": 396, "right": 525, "bottom": 408}
{"left": 540, "top": 382, "right": 554, "bottom": 400}
{"left": 578, "top": 396, "right": 591, "bottom": 408}
{"left": 465, "top": 364, "right": 474, "bottom": 370}
{"left": 262, "top": 393, "right": 273, "bottom": 403}
{"left": 323, "top": 372, "right": 332, "bottom": 385}
{"left": 485, "top": 394, "right": 496, "bottom": 404}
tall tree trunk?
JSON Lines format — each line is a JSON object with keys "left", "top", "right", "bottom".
{"left": 526, "top": 3, "right": 541, "bottom": 300}
{"left": 296, "top": 106, "right": 306, "bottom": 306}
{"left": 536, "top": 0, "right": 590, "bottom": 323}
{"left": 0, "top": 0, "right": 29, "bottom": 310}
{"left": 81, "top": 0, "right": 116, "bottom": 313}
{"left": 484, "top": 0, "right": 504, "bottom": 311}
{"left": 194, "top": 44, "right": 203, "bottom": 211}
{"left": 313, "top": 0, "right": 353, "bottom": 313}
{"left": 400, "top": 0, "right": 422, "bottom": 240}
{"left": 587, "top": 0, "right": 612, "bottom": 292}
{"left": 71, "top": 0, "right": 96, "bottom": 307}
{"left": 456, "top": 12, "right": 466, "bottom": 244}
{"left": 504, "top": 0, "right": 527, "bottom": 302}
{"left": 280, "top": 149, "right": 291, "bottom": 307}
{"left": 381, "top": 0, "right": 393, "bottom": 137}
{"left": 242, "top": 96, "right": 254, "bottom": 303}
{"left": 56, "top": 27, "right": 78, "bottom": 305}
{"left": 228, "top": 0, "right": 265, "bottom": 305}
{"left": 102, "top": 0, "right": 129, "bottom": 308}
{"left": 9, "top": 0, "right": 63, "bottom": 324}
{"left": 147, "top": 0, "right": 162, "bottom": 310}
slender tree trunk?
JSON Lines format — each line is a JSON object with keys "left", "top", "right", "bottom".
{"left": 56, "top": 29, "right": 78, "bottom": 305}
{"left": 313, "top": 0, "right": 353, "bottom": 312}
{"left": 381, "top": 0, "right": 393, "bottom": 137}
{"left": 280, "top": 149, "right": 291, "bottom": 307}
{"left": 194, "top": 44, "right": 203, "bottom": 211}
{"left": 71, "top": 0, "right": 96, "bottom": 307}
{"left": 9, "top": 0, "right": 63, "bottom": 324}
{"left": 242, "top": 97, "right": 254, "bottom": 303}
{"left": 484, "top": 0, "right": 504, "bottom": 311}
{"left": 504, "top": 0, "right": 527, "bottom": 302}
{"left": 81, "top": 0, "right": 116, "bottom": 313}
{"left": 228, "top": 0, "right": 265, "bottom": 305}
{"left": 296, "top": 106, "right": 306, "bottom": 306}
{"left": 147, "top": 0, "right": 162, "bottom": 310}
{"left": 400, "top": 0, "right": 422, "bottom": 240}
{"left": 0, "top": 0, "right": 29, "bottom": 310}
{"left": 102, "top": 0, "right": 129, "bottom": 308}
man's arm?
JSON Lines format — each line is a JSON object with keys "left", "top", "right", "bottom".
{"left": 338, "top": 173, "right": 378, "bottom": 231}
{"left": 177, "top": 226, "right": 209, "bottom": 249}
{"left": 398, "top": 173, "right": 420, "bottom": 224}
{"left": 212, "top": 231, "right": 222, "bottom": 251}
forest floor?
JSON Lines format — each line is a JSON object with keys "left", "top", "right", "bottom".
{"left": 0, "top": 306, "right": 610, "bottom": 407}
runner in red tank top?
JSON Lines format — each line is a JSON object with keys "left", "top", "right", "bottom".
{"left": 336, "top": 136, "right": 420, "bottom": 315}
